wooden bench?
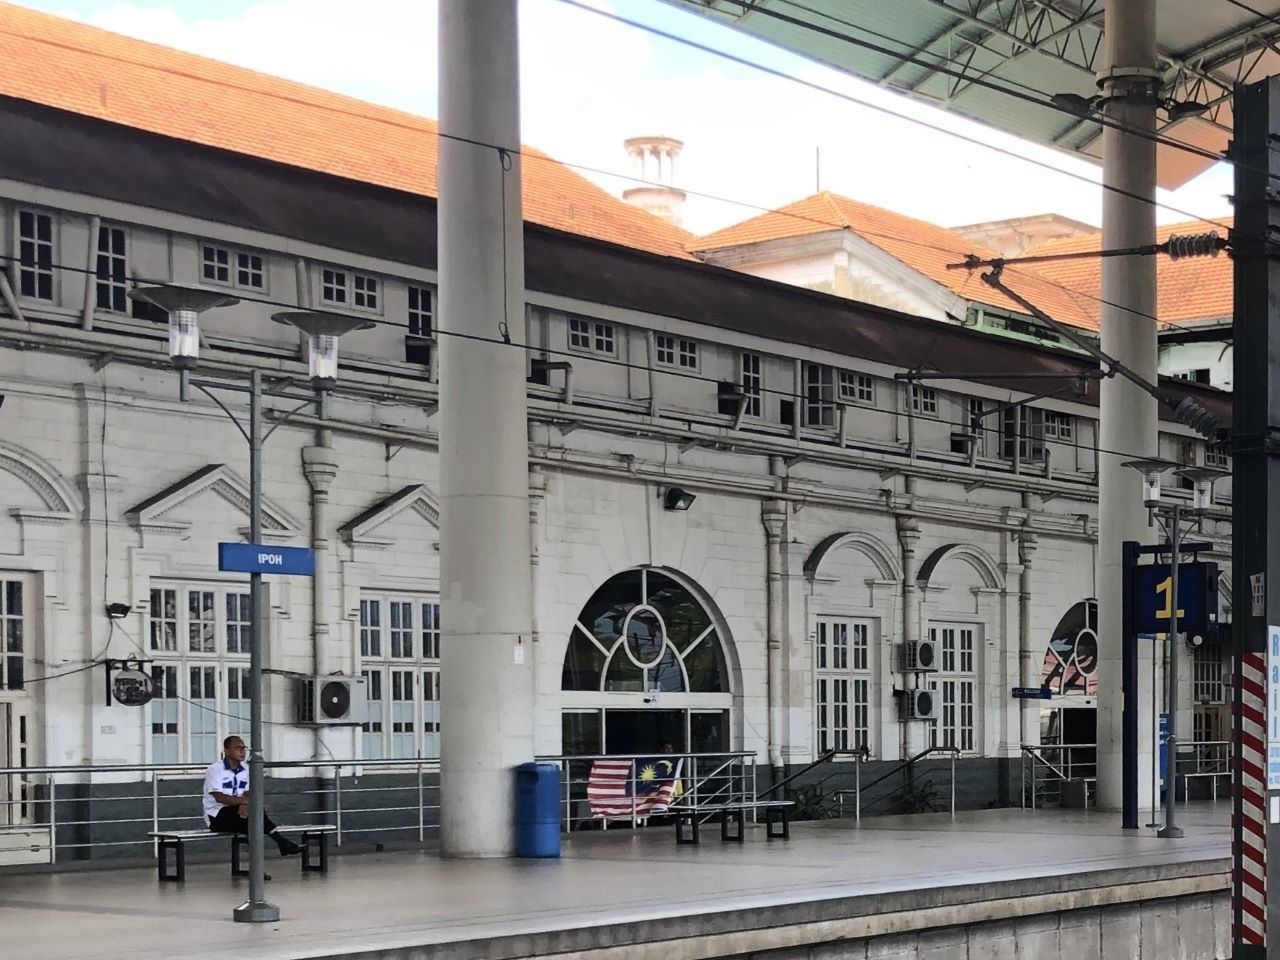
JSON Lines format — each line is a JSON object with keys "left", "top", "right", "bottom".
{"left": 672, "top": 800, "right": 794, "bottom": 845}
{"left": 147, "top": 824, "right": 336, "bottom": 882}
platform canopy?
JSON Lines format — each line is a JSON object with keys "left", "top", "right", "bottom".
{"left": 662, "top": 0, "right": 1280, "bottom": 188}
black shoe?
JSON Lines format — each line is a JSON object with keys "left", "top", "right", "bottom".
{"left": 275, "top": 836, "right": 301, "bottom": 857}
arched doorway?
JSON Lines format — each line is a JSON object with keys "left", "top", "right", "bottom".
{"left": 560, "top": 566, "right": 735, "bottom": 756}
{"left": 1041, "top": 599, "right": 1099, "bottom": 750}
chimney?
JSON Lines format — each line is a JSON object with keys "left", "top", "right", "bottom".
{"left": 622, "top": 136, "right": 686, "bottom": 227}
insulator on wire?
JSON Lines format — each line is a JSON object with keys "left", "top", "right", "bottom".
{"left": 1171, "top": 396, "right": 1228, "bottom": 442}
{"left": 1165, "top": 232, "right": 1222, "bottom": 260}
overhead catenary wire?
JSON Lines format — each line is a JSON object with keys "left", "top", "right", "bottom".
{"left": 0, "top": 248, "right": 1219, "bottom": 425}
{"left": 0, "top": 260, "right": 1226, "bottom": 473}
{"left": 554, "top": 0, "right": 1232, "bottom": 231}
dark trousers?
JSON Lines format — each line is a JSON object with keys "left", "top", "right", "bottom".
{"left": 208, "top": 805, "right": 278, "bottom": 836}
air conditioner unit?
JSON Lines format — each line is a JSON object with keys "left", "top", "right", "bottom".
{"left": 902, "top": 687, "right": 939, "bottom": 722}
{"left": 901, "top": 639, "right": 940, "bottom": 673}
{"left": 295, "top": 676, "right": 365, "bottom": 726}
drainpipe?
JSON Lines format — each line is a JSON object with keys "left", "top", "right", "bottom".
{"left": 82, "top": 215, "right": 100, "bottom": 330}
{"left": 897, "top": 515, "right": 924, "bottom": 757}
{"left": 1017, "top": 530, "right": 1039, "bottom": 749}
{"left": 302, "top": 444, "right": 339, "bottom": 757}
{"left": 645, "top": 330, "right": 658, "bottom": 417}
{"left": 762, "top": 495, "right": 787, "bottom": 781}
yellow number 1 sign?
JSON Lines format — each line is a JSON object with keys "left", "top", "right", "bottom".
{"left": 1154, "top": 577, "right": 1185, "bottom": 621}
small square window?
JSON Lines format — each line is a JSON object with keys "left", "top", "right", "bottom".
{"left": 353, "top": 273, "right": 379, "bottom": 310}
{"left": 95, "top": 226, "right": 127, "bottom": 313}
{"left": 910, "top": 385, "right": 938, "bottom": 415}
{"left": 17, "top": 209, "right": 54, "bottom": 302}
{"left": 594, "top": 322, "right": 615, "bottom": 354}
{"left": 322, "top": 268, "right": 348, "bottom": 305}
{"left": 1044, "top": 411, "right": 1073, "bottom": 441}
{"left": 656, "top": 334, "right": 675, "bottom": 365}
{"left": 202, "top": 245, "right": 231, "bottom": 284}
{"left": 678, "top": 339, "right": 698, "bottom": 369}
{"left": 838, "top": 370, "right": 874, "bottom": 404}
{"left": 569, "top": 317, "right": 591, "bottom": 351}
{"left": 236, "top": 252, "right": 264, "bottom": 289}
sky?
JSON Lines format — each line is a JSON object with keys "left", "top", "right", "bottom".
{"left": 25, "top": 0, "right": 1235, "bottom": 235}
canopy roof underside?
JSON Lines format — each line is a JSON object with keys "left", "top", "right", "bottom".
{"left": 663, "top": 0, "right": 1280, "bottom": 188}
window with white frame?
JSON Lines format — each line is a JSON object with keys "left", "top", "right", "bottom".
{"left": 910, "top": 384, "right": 938, "bottom": 416}
{"left": 1043, "top": 410, "right": 1073, "bottom": 442}
{"left": 201, "top": 244, "right": 231, "bottom": 284}
{"left": 147, "top": 582, "right": 252, "bottom": 763}
{"left": 1205, "top": 443, "right": 1229, "bottom": 470}
{"left": 930, "top": 624, "right": 977, "bottom": 753}
{"left": 953, "top": 397, "right": 985, "bottom": 456}
{"left": 407, "top": 285, "right": 433, "bottom": 338}
{"left": 803, "top": 363, "right": 836, "bottom": 428}
{"left": 1001, "top": 406, "right": 1045, "bottom": 462}
{"left": 568, "top": 317, "right": 615, "bottom": 355}
{"left": 0, "top": 578, "right": 26, "bottom": 691}
{"left": 1193, "top": 643, "right": 1226, "bottom": 704}
{"left": 353, "top": 273, "right": 379, "bottom": 310}
{"left": 321, "top": 268, "right": 348, "bottom": 305}
{"left": 740, "top": 352, "right": 762, "bottom": 418}
{"left": 236, "top": 252, "right": 264, "bottom": 289}
{"left": 358, "top": 595, "right": 441, "bottom": 760}
{"left": 654, "top": 335, "right": 699, "bottom": 369}
{"left": 95, "top": 225, "right": 127, "bottom": 313}
{"left": 17, "top": 210, "right": 54, "bottom": 302}
{"left": 838, "top": 370, "right": 874, "bottom": 404}
{"left": 814, "top": 618, "right": 871, "bottom": 753}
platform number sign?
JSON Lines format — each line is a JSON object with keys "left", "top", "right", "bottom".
{"left": 1130, "top": 561, "right": 1217, "bottom": 636}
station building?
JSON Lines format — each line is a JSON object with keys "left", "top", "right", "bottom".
{"left": 0, "top": 4, "right": 1234, "bottom": 851}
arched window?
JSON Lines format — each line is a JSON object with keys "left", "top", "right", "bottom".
{"left": 562, "top": 568, "right": 728, "bottom": 694}
{"left": 1042, "top": 599, "right": 1099, "bottom": 696}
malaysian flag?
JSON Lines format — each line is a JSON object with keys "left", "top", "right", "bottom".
{"left": 586, "top": 757, "right": 683, "bottom": 819}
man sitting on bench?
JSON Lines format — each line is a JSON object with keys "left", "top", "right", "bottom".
{"left": 204, "top": 735, "right": 300, "bottom": 858}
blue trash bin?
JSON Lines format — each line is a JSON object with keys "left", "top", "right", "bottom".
{"left": 515, "top": 762, "right": 562, "bottom": 858}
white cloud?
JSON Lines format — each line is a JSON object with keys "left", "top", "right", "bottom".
{"left": 65, "top": 0, "right": 1230, "bottom": 235}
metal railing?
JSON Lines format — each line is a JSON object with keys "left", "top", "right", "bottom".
{"left": 1175, "top": 740, "right": 1230, "bottom": 803}
{"left": 536, "top": 752, "right": 756, "bottom": 832}
{"left": 0, "top": 758, "right": 441, "bottom": 865}
{"left": 833, "top": 746, "right": 960, "bottom": 821}
{"left": 1020, "top": 743, "right": 1097, "bottom": 809}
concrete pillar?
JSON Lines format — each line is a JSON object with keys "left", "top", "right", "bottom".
{"left": 762, "top": 499, "right": 787, "bottom": 779}
{"left": 302, "top": 445, "right": 340, "bottom": 758}
{"left": 1095, "top": 0, "right": 1160, "bottom": 813}
{"left": 437, "top": 0, "right": 534, "bottom": 857}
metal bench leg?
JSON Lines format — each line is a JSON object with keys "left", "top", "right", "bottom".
{"left": 157, "top": 839, "right": 183, "bottom": 882}
{"left": 301, "top": 831, "right": 328, "bottom": 873}
{"left": 721, "top": 809, "right": 744, "bottom": 842}
{"left": 232, "top": 835, "right": 248, "bottom": 877}
{"left": 675, "top": 812, "right": 699, "bottom": 845}
{"left": 767, "top": 807, "right": 790, "bottom": 840}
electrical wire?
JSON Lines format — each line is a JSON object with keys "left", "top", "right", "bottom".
{"left": 0, "top": 254, "right": 1224, "bottom": 462}
{"left": 736, "top": 0, "right": 1233, "bottom": 167}
{"left": 555, "top": 0, "right": 1232, "bottom": 230}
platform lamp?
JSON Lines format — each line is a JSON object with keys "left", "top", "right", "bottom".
{"left": 1122, "top": 458, "right": 1227, "bottom": 841}
{"left": 132, "top": 286, "right": 370, "bottom": 925}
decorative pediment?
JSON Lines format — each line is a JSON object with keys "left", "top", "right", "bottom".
{"left": 340, "top": 484, "right": 440, "bottom": 547}
{"left": 125, "top": 464, "right": 301, "bottom": 539}
{"left": 0, "top": 439, "right": 81, "bottom": 519}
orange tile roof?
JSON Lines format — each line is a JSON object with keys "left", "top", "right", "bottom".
{"left": 690, "top": 192, "right": 1108, "bottom": 331}
{"left": 1021, "top": 219, "right": 1233, "bottom": 328}
{"left": 0, "top": 2, "right": 694, "bottom": 260}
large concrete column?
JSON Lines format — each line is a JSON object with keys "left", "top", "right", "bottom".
{"left": 762, "top": 499, "right": 787, "bottom": 779}
{"left": 897, "top": 516, "right": 928, "bottom": 757}
{"left": 1095, "top": 0, "right": 1160, "bottom": 813}
{"left": 437, "top": 0, "right": 534, "bottom": 857}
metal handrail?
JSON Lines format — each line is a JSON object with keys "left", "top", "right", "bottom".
{"left": 756, "top": 750, "right": 835, "bottom": 798}
{"left": 0, "top": 757, "right": 444, "bottom": 866}
{"left": 833, "top": 746, "right": 960, "bottom": 822}
{"left": 1019, "top": 743, "right": 1098, "bottom": 810}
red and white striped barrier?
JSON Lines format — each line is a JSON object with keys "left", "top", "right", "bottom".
{"left": 1236, "top": 650, "right": 1268, "bottom": 947}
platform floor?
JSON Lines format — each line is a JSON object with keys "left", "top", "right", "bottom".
{"left": 1, "top": 805, "right": 1231, "bottom": 960}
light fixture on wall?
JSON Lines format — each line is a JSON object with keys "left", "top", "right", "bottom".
{"left": 105, "top": 602, "right": 132, "bottom": 620}
{"left": 663, "top": 486, "right": 696, "bottom": 511}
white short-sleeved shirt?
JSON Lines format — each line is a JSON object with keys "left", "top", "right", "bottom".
{"left": 202, "top": 759, "right": 250, "bottom": 823}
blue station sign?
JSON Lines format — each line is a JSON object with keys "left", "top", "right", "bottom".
{"left": 1130, "top": 561, "right": 1218, "bottom": 636}
{"left": 218, "top": 542, "right": 315, "bottom": 576}
{"left": 1011, "top": 686, "right": 1053, "bottom": 700}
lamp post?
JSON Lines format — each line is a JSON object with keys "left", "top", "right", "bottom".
{"left": 1122, "top": 457, "right": 1226, "bottom": 840}
{"left": 131, "top": 286, "right": 371, "bottom": 921}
